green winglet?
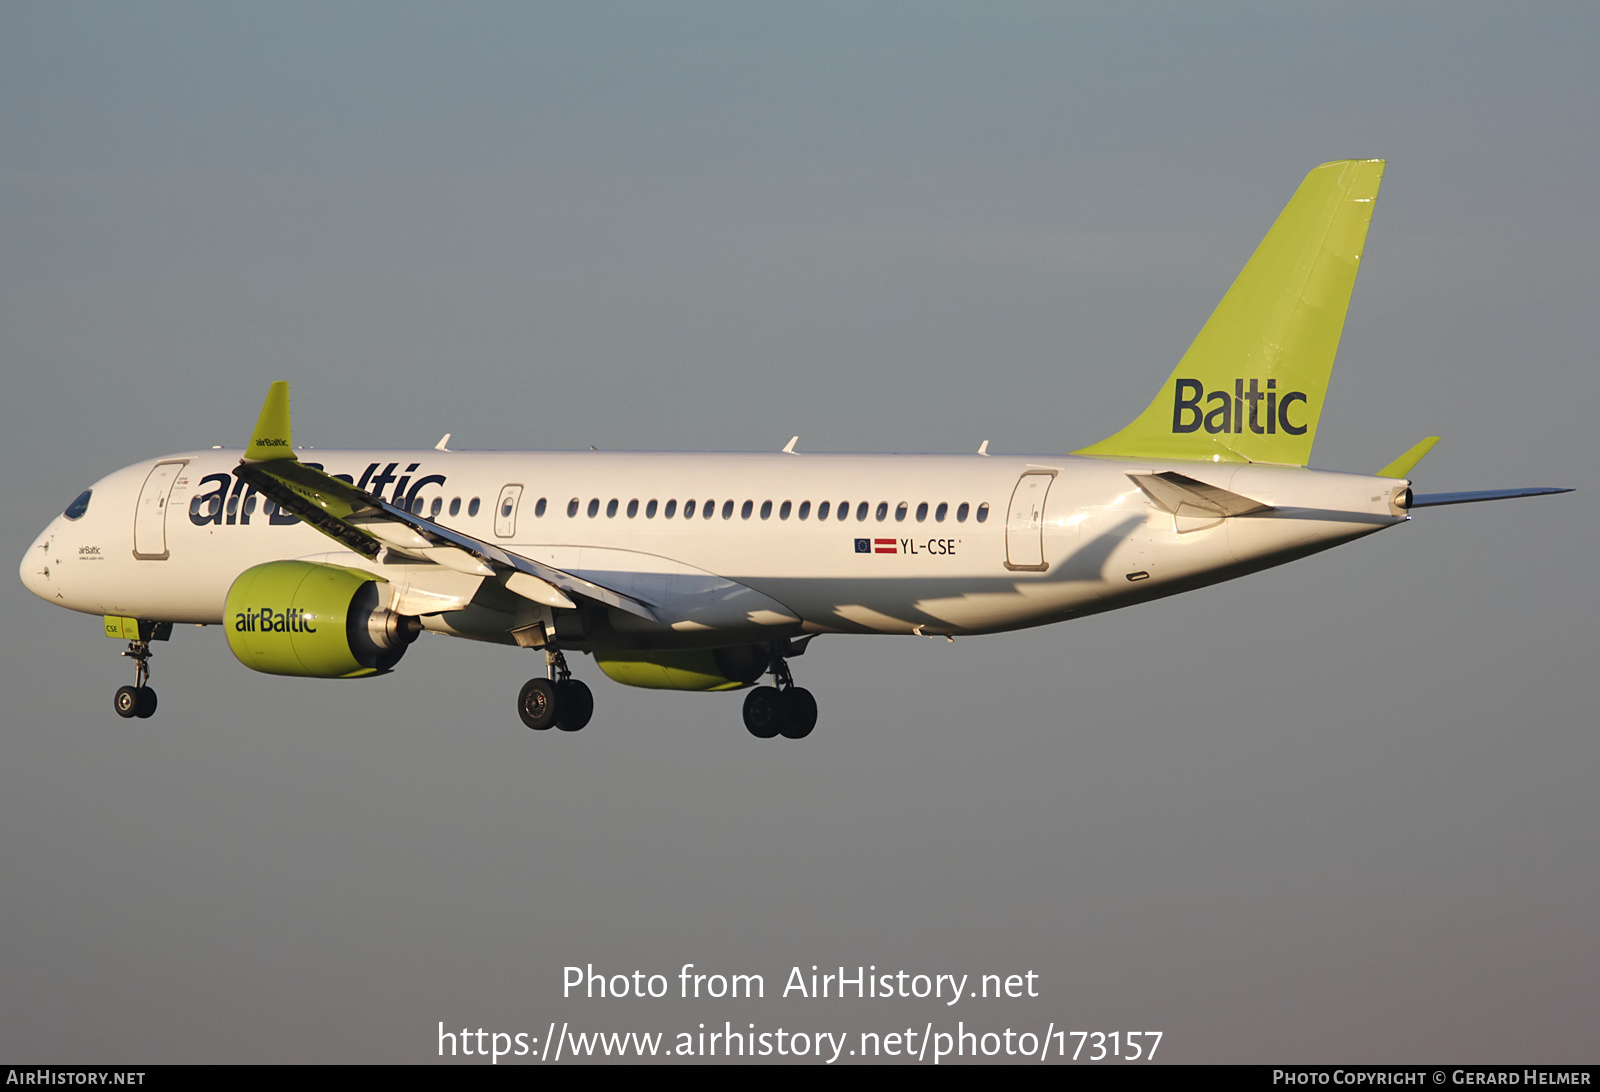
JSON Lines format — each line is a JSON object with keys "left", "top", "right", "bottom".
{"left": 1075, "top": 159, "right": 1385, "bottom": 466}
{"left": 245, "top": 381, "right": 296, "bottom": 461}
{"left": 1377, "top": 436, "right": 1440, "bottom": 478}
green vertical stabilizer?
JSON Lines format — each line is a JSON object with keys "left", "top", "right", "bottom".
{"left": 1075, "top": 159, "right": 1384, "bottom": 466}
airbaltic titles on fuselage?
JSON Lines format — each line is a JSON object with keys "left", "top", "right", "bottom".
{"left": 184, "top": 459, "right": 996, "bottom": 547}
{"left": 1172, "top": 378, "right": 1309, "bottom": 436}
{"left": 190, "top": 461, "right": 446, "bottom": 527}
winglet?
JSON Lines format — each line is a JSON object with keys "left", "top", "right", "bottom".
{"left": 245, "top": 381, "right": 296, "bottom": 462}
{"left": 1377, "top": 436, "right": 1440, "bottom": 478}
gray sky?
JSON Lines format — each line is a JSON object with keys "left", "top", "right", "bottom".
{"left": 3, "top": 2, "right": 1595, "bottom": 1063}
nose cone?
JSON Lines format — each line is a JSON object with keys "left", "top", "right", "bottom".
{"left": 19, "top": 520, "right": 59, "bottom": 603}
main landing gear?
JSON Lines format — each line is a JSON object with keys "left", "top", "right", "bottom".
{"left": 518, "top": 647, "right": 593, "bottom": 732}
{"left": 112, "top": 628, "right": 168, "bottom": 720}
{"left": 742, "top": 642, "right": 817, "bottom": 740}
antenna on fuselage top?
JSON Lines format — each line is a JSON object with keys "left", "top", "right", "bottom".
{"left": 977, "top": 440, "right": 990, "bottom": 456}
{"left": 783, "top": 436, "right": 799, "bottom": 454}
{"left": 435, "top": 433, "right": 451, "bottom": 451}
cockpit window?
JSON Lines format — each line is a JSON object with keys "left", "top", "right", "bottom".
{"left": 64, "top": 490, "right": 92, "bottom": 520}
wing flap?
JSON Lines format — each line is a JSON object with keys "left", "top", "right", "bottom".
{"left": 413, "top": 546, "right": 498, "bottom": 578}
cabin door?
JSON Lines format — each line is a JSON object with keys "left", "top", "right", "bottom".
{"left": 1004, "top": 470, "right": 1055, "bottom": 572}
{"left": 133, "top": 461, "right": 187, "bottom": 560}
{"left": 494, "top": 484, "right": 524, "bottom": 538}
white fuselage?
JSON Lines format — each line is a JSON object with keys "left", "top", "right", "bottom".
{"left": 21, "top": 448, "right": 1409, "bottom": 649}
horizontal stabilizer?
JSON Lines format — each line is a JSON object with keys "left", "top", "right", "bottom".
{"left": 1128, "top": 471, "right": 1273, "bottom": 518}
{"left": 1409, "top": 487, "right": 1572, "bottom": 508}
{"left": 1378, "top": 436, "right": 1440, "bottom": 479}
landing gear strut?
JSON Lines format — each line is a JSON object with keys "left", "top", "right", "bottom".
{"left": 742, "top": 640, "right": 817, "bottom": 740}
{"left": 518, "top": 646, "right": 593, "bottom": 732}
{"left": 113, "top": 637, "right": 159, "bottom": 720}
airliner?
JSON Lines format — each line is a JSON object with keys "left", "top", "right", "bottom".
{"left": 18, "top": 160, "right": 1570, "bottom": 739}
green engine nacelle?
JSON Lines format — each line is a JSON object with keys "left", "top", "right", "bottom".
{"left": 595, "top": 646, "right": 767, "bottom": 691}
{"left": 225, "top": 560, "right": 420, "bottom": 678}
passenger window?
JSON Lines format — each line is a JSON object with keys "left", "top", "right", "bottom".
{"left": 838, "top": 501, "right": 850, "bottom": 521}
{"left": 626, "top": 499, "right": 639, "bottom": 518}
{"left": 895, "top": 502, "right": 907, "bottom": 522}
{"left": 535, "top": 498, "right": 547, "bottom": 517}
{"left": 587, "top": 498, "right": 600, "bottom": 518}
{"left": 875, "top": 502, "right": 888, "bottom": 521}
{"left": 798, "top": 501, "right": 811, "bottom": 520}
{"left": 957, "top": 502, "right": 969, "bottom": 522}
{"left": 664, "top": 499, "right": 676, "bottom": 518}
{"left": 818, "top": 501, "right": 831, "bottom": 520}
{"left": 704, "top": 499, "right": 715, "bottom": 520}
{"left": 607, "top": 499, "right": 619, "bottom": 518}
{"left": 469, "top": 498, "right": 481, "bottom": 517}
{"left": 916, "top": 502, "right": 928, "bottom": 522}
{"left": 976, "top": 502, "right": 989, "bottom": 523}
{"left": 759, "top": 500, "right": 771, "bottom": 520}
{"left": 449, "top": 497, "right": 461, "bottom": 517}
{"left": 856, "top": 501, "right": 869, "bottom": 521}
{"left": 64, "top": 490, "right": 92, "bottom": 520}
{"left": 568, "top": 498, "right": 580, "bottom": 517}
{"left": 779, "top": 500, "right": 791, "bottom": 520}
{"left": 429, "top": 497, "right": 443, "bottom": 518}
{"left": 501, "top": 497, "right": 514, "bottom": 518}
{"left": 244, "top": 496, "right": 258, "bottom": 516}
{"left": 741, "top": 500, "right": 754, "bottom": 519}
{"left": 935, "top": 502, "right": 948, "bottom": 522}
{"left": 646, "top": 499, "right": 658, "bottom": 518}
{"left": 684, "top": 499, "right": 696, "bottom": 518}
{"left": 722, "top": 500, "right": 734, "bottom": 519}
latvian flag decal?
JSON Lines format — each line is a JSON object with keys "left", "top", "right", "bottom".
{"left": 855, "top": 538, "right": 898, "bottom": 554}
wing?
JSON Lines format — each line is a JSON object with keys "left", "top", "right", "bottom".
{"left": 234, "top": 382, "right": 659, "bottom": 621}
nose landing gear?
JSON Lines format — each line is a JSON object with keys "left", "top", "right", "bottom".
{"left": 112, "top": 621, "right": 170, "bottom": 720}
{"left": 518, "top": 647, "right": 593, "bottom": 732}
{"left": 742, "top": 640, "right": 818, "bottom": 740}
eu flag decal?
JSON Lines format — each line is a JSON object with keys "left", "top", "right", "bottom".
{"left": 855, "top": 538, "right": 870, "bottom": 553}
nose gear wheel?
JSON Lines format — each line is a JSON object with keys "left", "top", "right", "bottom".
{"left": 113, "top": 637, "right": 159, "bottom": 720}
